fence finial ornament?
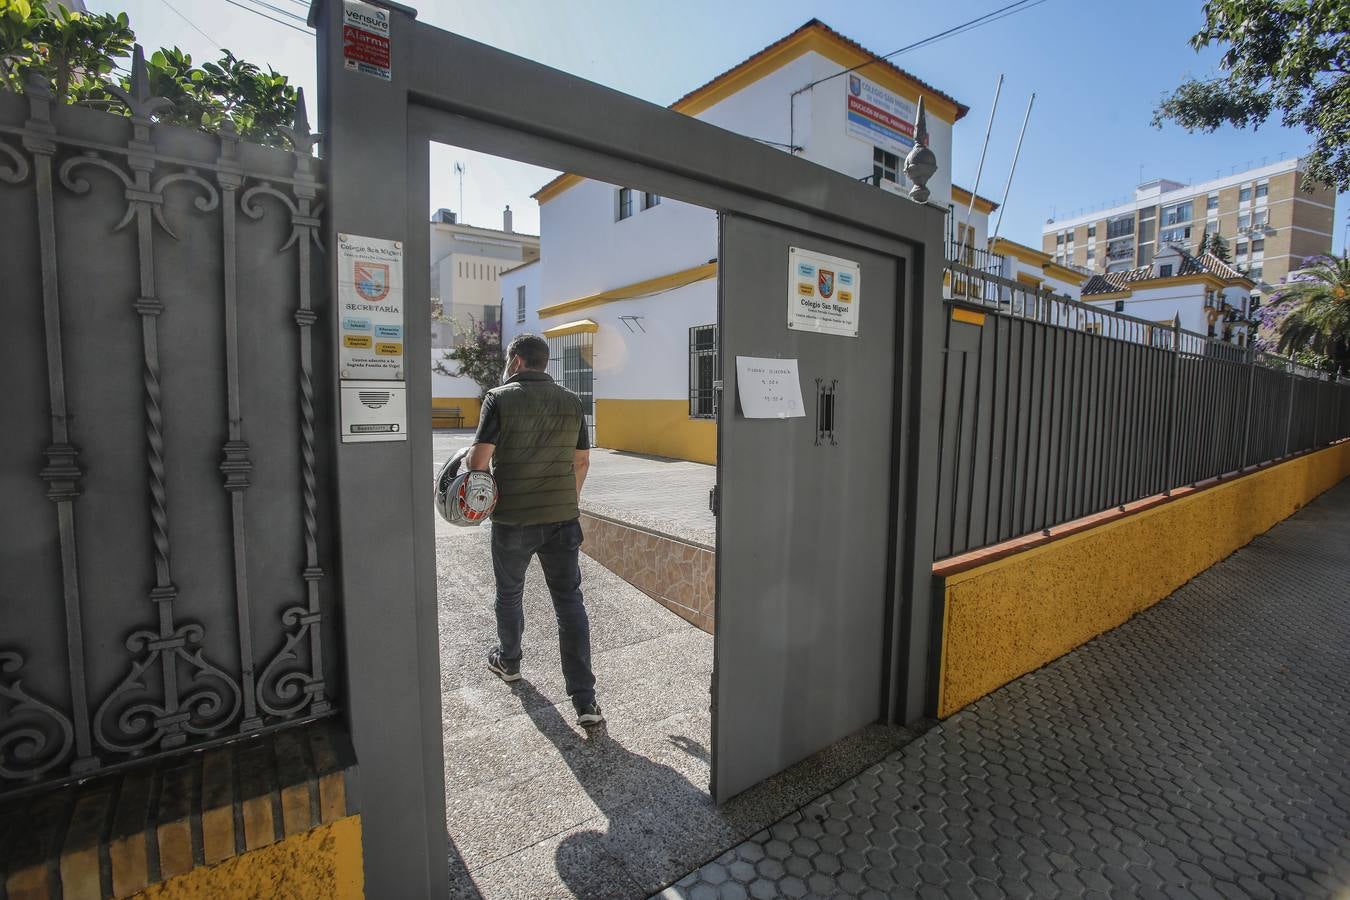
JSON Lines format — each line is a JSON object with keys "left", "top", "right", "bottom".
{"left": 104, "top": 45, "right": 172, "bottom": 123}
{"left": 904, "top": 96, "right": 937, "bottom": 204}
{"left": 279, "top": 88, "right": 318, "bottom": 156}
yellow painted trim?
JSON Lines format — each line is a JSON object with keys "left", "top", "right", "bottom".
{"left": 594, "top": 399, "right": 716, "bottom": 465}
{"left": 990, "top": 237, "right": 1053, "bottom": 267}
{"left": 951, "top": 308, "right": 986, "bottom": 326}
{"left": 1043, "top": 261, "right": 1087, "bottom": 284}
{"left": 431, "top": 396, "right": 482, "bottom": 429}
{"left": 542, "top": 318, "right": 600, "bottom": 338}
{"left": 951, "top": 185, "right": 997, "bottom": 215}
{"left": 992, "top": 237, "right": 1087, "bottom": 286}
{"left": 533, "top": 173, "right": 584, "bottom": 204}
{"left": 132, "top": 816, "right": 362, "bottom": 899}
{"left": 936, "top": 442, "right": 1350, "bottom": 718}
{"left": 535, "top": 24, "right": 963, "bottom": 204}
{"left": 1084, "top": 290, "right": 1132, "bottom": 301}
{"left": 537, "top": 262, "right": 717, "bottom": 319}
{"left": 1015, "top": 272, "right": 1043, "bottom": 288}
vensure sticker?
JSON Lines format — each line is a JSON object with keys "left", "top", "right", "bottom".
{"left": 343, "top": 0, "right": 391, "bottom": 80}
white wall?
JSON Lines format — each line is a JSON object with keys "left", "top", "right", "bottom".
{"left": 578, "top": 281, "right": 716, "bottom": 401}
{"left": 1085, "top": 282, "right": 1251, "bottom": 337}
{"left": 430, "top": 353, "right": 483, "bottom": 399}
{"left": 500, "top": 261, "right": 542, "bottom": 348}
{"left": 539, "top": 181, "right": 717, "bottom": 307}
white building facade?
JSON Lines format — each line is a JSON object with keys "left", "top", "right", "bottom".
{"left": 1080, "top": 244, "right": 1255, "bottom": 343}
{"left": 429, "top": 209, "right": 539, "bottom": 426}
{"left": 502, "top": 19, "right": 978, "bottom": 462}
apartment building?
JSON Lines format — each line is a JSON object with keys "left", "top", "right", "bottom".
{"left": 429, "top": 207, "right": 540, "bottom": 426}
{"left": 1042, "top": 158, "right": 1336, "bottom": 298}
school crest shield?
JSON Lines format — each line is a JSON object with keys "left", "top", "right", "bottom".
{"left": 848, "top": 74, "right": 862, "bottom": 97}
{"left": 818, "top": 269, "right": 835, "bottom": 299}
{"left": 354, "top": 262, "right": 390, "bottom": 302}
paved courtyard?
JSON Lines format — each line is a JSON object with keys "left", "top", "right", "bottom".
{"left": 432, "top": 431, "right": 910, "bottom": 899}
{"left": 666, "top": 479, "right": 1350, "bottom": 899}
{"left": 433, "top": 431, "right": 715, "bottom": 546}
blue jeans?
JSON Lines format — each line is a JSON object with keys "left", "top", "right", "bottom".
{"left": 490, "top": 518, "right": 596, "bottom": 710}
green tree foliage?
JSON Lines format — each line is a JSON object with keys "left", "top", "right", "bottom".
{"left": 1261, "top": 255, "right": 1350, "bottom": 373}
{"left": 1, "top": 0, "right": 132, "bottom": 102}
{"left": 1, "top": 0, "right": 297, "bottom": 147}
{"left": 435, "top": 320, "right": 504, "bottom": 399}
{"left": 1153, "top": 0, "right": 1350, "bottom": 192}
{"left": 1207, "top": 232, "right": 1233, "bottom": 263}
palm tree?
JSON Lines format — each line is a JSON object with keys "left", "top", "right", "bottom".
{"left": 1269, "top": 255, "right": 1350, "bottom": 373}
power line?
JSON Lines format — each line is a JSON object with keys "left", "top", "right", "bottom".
{"left": 798, "top": 0, "right": 1049, "bottom": 94}
{"left": 157, "top": 0, "right": 221, "bottom": 48}
{"left": 220, "top": 0, "right": 311, "bottom": 34}
{"left": 244, "top": 0, "right": 309, "bottom": 24}
{"left": 786, "top": 0, "right": 1052, "bottom": 154}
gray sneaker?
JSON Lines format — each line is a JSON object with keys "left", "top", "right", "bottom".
{"left": 576, "top": 702, "right": 605, "bottom": 727}
{"left": 487, "top": 649, "right": 521, "bottom": 682}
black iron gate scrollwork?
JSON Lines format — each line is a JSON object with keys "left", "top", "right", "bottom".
{"left": 0, "top": 47, "right": 338, "bottom": 799}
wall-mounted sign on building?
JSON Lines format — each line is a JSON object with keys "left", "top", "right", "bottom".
{"left": 845, "top": 73, "right": 915, "bottom": 157}
{"left": 338, "top": 233, "right": 406, "bottom": 443}
{"left": 339, "top": 233, "right": 404, "bottom": 379}
{"left": 343, "top": 0, "right": 391, "bottom": 80}
{"left": 787, "top": 247, "right": 861, "bottom": 337}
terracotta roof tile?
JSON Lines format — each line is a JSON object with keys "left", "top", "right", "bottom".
{"left": 1081, "top": 243, "right": 1253, "bottom": 295}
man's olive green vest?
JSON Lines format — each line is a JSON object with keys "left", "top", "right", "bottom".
{"left": 489, "top": 370, "right": 584, "bottom": 525}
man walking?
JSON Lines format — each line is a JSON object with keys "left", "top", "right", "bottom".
{"left": 466, "top": 334, "right": 602, "bottom": 726}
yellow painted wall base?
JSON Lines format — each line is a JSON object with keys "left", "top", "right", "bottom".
{"left": 937, "top": 442, "right": 1350, "bottom": 718}
{"left": 432, "top": 396, "right": 482, "bottom": 429}
{"left": 595, "top": 399, "right": 716, "bottom": 464}
{"left": 131, "top": 815, "right": 363, "bottom": 900}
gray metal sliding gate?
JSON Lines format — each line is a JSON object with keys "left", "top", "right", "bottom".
{"left": 311, "top": 1, "right": 945, "bottom": 891}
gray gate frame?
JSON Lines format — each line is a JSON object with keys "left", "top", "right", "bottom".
{"left": 311, "top": 1, "right": 945, "bottom": 893}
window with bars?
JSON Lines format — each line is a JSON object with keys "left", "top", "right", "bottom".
{"left": 689, "top": 324, "right": 719, "bottom": 419}
{"left": 617, "top": 187, "right": 633, "bottom": 220}
{"left": 515, "top": 285, "right": 526, "bottom": 324}
{"left": 643, "top": 192, "right": 661, "bottom": 210}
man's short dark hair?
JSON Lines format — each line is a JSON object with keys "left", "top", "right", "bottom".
{"left": 508, "top": 333, "right": 550, "bottom": 370}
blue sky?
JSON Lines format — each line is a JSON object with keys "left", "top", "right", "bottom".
{"left": 89, "top": 0, "right": 1347, "bottom": 252}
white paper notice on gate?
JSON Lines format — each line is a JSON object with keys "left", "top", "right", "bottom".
{"left": 338, "top": 233, "right": 404, "bottom": 381}
{"left": 735, "top": 357, "right": 805, "bottom": 419}
{"left": 787, "top": 247, "right": 861, "bottom": 337}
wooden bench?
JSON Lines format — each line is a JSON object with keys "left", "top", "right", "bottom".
{"left": 432, "top": 405, "right": 464, "bottom": 429}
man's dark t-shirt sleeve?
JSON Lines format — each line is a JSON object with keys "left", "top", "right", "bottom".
{"left": 576, "top": 410, "right": 590, "bottom": 451}
{"left": 474, "top": 393, "right": 500, "bottom": 444}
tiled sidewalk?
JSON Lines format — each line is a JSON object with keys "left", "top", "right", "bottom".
{"left": 665, "top": 480, "right": 1350, "bottom": 899}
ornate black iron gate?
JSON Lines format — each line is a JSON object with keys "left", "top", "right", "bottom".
{"left": 0, "top": 57, "right": 338, "bottom": 799}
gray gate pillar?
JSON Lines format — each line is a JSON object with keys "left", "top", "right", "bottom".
{"left": 311, "top": 1, "right": 450, "bottom": 896}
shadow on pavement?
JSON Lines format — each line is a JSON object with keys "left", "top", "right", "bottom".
{"left": 508, "top": 679, "right": 714, "bottom": 897}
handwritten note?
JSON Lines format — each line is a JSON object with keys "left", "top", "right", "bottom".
{"left": 735, "top": 357, "right": 806, "bottom": 419}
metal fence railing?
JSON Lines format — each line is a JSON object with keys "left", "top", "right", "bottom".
{"left": 547, "top": 331, "right": 596, "bottom": 446}
{"left": 935, "top": 262, "right": 1350, "bottom": 560}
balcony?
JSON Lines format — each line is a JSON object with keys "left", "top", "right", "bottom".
{"left": 946, "top": 240, "right": 1005, "bottom": 276}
